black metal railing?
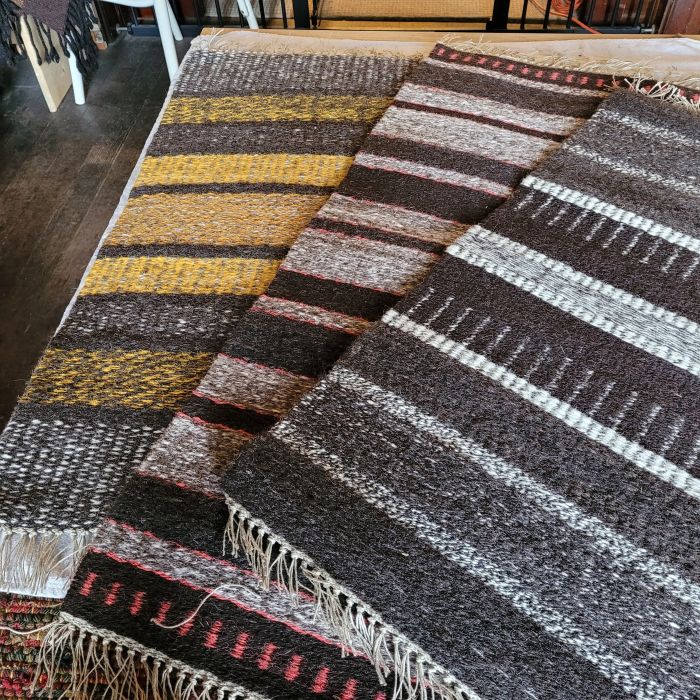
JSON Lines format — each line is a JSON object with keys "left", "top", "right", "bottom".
{"left": 116, "top": 0, "right": 661, "bottom": 35}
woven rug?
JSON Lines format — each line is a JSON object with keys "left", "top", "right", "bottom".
{"left": 0, "top": 31, "right": 423, "bottom": 600}
{"left": 41, "top": 41, "right": 698, "bottom": 700}
{"left": 223, "top": 88, "right": 700, "bottom": 699}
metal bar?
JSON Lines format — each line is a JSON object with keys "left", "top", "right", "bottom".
{"left": 520, "top": 0, "right": 529, "bottom": 29}
{"left": 311, "top": 0, "right": 319, "bottom": 26}
{"left": 168, "top": 0, "right": 185, "bottom": 24}
{"left": 541, "top": 0, "right": 554, "bottom": 29}
{"left": 292, "top": 0, "right": 311, "bottom": 27}
{"left": 213, "top": 0, "right": 224, "bottom": 25}
{"left": 281, "top": 0, "right": 288, "bottom": 27}
{"left": 609, "top": 0, "right": 623, "bottom": 24}
{"left": 258, "top": 0, "right": 267, "bottom": 27}
{"left": 486, "top": 0, "right": 511, "bottom": 30}
{"left": 584, "top": 0, "right": 596, "bottom": 26}
{"left": 632, "top": 0, "right": 644, "bottom": 25}
{"left": 565, "top": 0, "right": 576, "bottom": 27}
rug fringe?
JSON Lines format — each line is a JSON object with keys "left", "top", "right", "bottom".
{"left": 0, "top": 527, "right": 91, "bottom": 597}
{"left": 35, "top": 612, "right": 269, "bottom": 700}
{"left": 439, "top": 35, "right": 700, "bottom": 98}
{"left": 191, "top": 31, "right": 434, "bottom": 59}
{"left": 224, "top": 497, "right": 477, "bottom": 700}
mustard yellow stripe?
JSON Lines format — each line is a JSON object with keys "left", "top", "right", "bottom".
{"left": 135, "top": 153, "right": 353, "bottom": 189}
{"left": 80, "top": 257, "right": 280, "bottom": 296}
{"left": 21, "top": 349, "right": 212, "bottom": 411}
{"left": 161, "top": 95, "right": 392, "bottom": 125}
{"left": 106, "top": 192, "right": 327, "bottom": 247}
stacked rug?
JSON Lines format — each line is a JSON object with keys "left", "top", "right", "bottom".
{"left": 41, "top": 39, "right": 700, "bottom": 700}
{"left": 0, "top": 30, "right": 426, "bottom": 700}
{"left": 225, "top": 88, "right": 700, "bottom": 700}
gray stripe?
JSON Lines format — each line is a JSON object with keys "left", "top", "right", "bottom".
{"left": 448, "top": 226, "right": 700, "bottom": 376}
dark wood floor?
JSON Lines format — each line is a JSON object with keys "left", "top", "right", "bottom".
{"left": 0, "top": 34, "right": 191, "bottom": 428}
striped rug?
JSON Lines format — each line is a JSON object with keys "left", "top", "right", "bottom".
{"left": 47, "top": 42, "right": 695, "bottom": 700}
{"left": 226, "top": 89, "right": 700, "bottom": 700}
{"left": 0, "top": 31, "right": 423, "bottom": 601}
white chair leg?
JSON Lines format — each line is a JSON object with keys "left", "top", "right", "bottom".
{"left": 166, "top": 1, "right": 183, "bottom": 41}
{"left": 68, "top": 50, "right": 86, "bottom": 105}
{"left": 237, "top": 0, "right": 259, "bottom": 28}
{"left": 153, "top": 0, "right": 179, "bottom": 81}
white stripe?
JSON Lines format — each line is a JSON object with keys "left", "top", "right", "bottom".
{"left": 332, "top": 367, "right": 700, "bottom": 612}
{"left": 423, "top": 57, "right": 607, "bottom": 97}
{"left": 375, "top": 105, "right": 558, "bottom": 168}
{"left": 522, "top": 175, "right": 700, "bottom": 254}
{"left": 562, "top": 144, "right": 700, "bottom": 197}
{"left": 275, "top": 421, "right": 678, "bottom": 700}
{"left": 383, "top": 308, "right": 700, "bottom": 502}
{"left": 399, "top": 81, "right": 585, "bottom": 136}
{"left": 448, "top": 226, "right": 700, "bottom": 376}
{"left": 354, "top": 152, "right": 512, "bottom": 198}
{"left": 596, "top": 109, "right": 700, "bottom": 149}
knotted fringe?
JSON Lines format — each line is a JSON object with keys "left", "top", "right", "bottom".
{"left": 0, "top": 527, "right": 91, "bottom": 597}
{"left": 35, "top": 613, "right": 269, "bottom": 700}
{"left": 441, "top": 36, "right": 700, "bottom": 101}
{"left": 224, "top": 498, "right": 477, "bottom": 700}
{"left": 0, "top": 0, "right": 98, "bottom": 75}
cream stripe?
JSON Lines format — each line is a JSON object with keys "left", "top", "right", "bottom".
{"left": 354, "top": 152, "right": 513, "bottom": 198}
{"left": 276, "top": 421, "right": 676, "bottom": 700}
{"left": 449, "top": 226, "right": 700, "bottom": 376}
{"left": 562, "top": 144, "right": 700, "bottom": 197}
{"left": 399, "top": 81, "right": 585, "bottom": 136}
{"left": 333, "top": 367, "right": 700, "bottom": 611}
{"left": 596, "top": 110, "right": 700, "bottom": 149}
{"left": 321, "top": 194, "right": 464, "bottom": 245}
{"left": 375, "top": 106, "right": 558, "bottom": 168}
{"left": 383, "top": 308, "right": 700, "bottom": 502}
{"left": 423, "top": 57, "right": 608, "bottom": 97}
{"left": 523, "top": 175, "right": 700, "bottom": 254}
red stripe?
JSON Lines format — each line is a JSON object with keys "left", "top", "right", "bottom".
{"left": 341, "top": 678, "right": 359, "bottom": 700}
{"left": 129, "top": 591, "right": 145, "bottom": 616}
{"left": 284, "top": 655, "right": 303, "bottom": 682}
{"left": 230, "top": 632, "right": 249, "bottom": 659}
{"left": 104, "top": 582, "right": 122, "bottom": 606}
{"left": 311, "top": 667, "right": 330, "bottom": 694}
{"left": 175, "top": 410, "right": 253, "bottom": 437}
{"left": 251, "top": 305, "right": 363, "bottom": 336}
{"left": 153, "top": 601, "right": 171, "bottom": 625}
{"left": 257, "top": 642, "right": 277, "bottom": 670}
{"left": 279, "top": 263, "right": 404, "bottom": 297}
{"left": 204, "top": 620, "right": 223, "bottom": 649}
{"left": 79, "top": 572, "right": 97, "bottom": 597}
{"left": 190, "top": 390, "right": 277, "bottom": 420}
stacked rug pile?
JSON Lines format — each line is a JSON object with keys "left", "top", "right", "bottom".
{"left": 1, "top": 30, "right": 699, "bottom": 700}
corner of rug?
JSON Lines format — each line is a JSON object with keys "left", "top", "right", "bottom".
{"left": 437, "top": 33, "right": 700, "bottom": 98}
{"left": 0, "top": 527, "right": 90, "bottom": 598}
{"left": 224, "top": 495, "right": 476, "bottom": 700}
{"left": 35, "top": 611, "right": 270, "bottom": 700}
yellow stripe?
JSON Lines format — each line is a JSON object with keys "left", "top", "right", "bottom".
{"left": 106, "top": 192, "right": 327, "bottom": 247}
{"left": 21, "top": 349, "right": 212, "bottom": 411}
{"left": 80, "top": 257, "right": 280, "bottom": 296}
{"left": 135, "top": 153, "right": 353, "bottom": 188}
{"left": 161, "top": 95, "right": 391, "bottom": 124}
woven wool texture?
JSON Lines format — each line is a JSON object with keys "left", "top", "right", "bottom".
{"left": 0, "top": 33, "right": 419, "bottom": 601}
{"left": 14, "top": 34, "right": 428, "bottom": 700}
{"left": 51, "top": 43, "right": 685, "bottom": 700}
{"left": 226, "top": 89, "right": 700, "bottom": 700}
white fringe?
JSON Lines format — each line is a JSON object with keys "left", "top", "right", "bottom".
{"left": 0, "top": 527, "right": 92, "bottom": 597}
{"left": 440, "top": 36, "right": 700, "bottom": 96}
{"left": 224, "top": 498, "right": 479, "bottom": 700}
{"left": 35, "top": 612, "right": 270, "bottom": 700}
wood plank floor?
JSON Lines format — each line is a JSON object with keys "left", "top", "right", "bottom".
{"left": 0, "top": 34, "right": 191, "bottom": 428}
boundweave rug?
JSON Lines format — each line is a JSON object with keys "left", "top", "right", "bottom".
{"left": 0, "top": 31, "right": 423, "bottom": 599}
{"left": 44, "top": 40, "right": 698, "bottom": 700}
{"left": 223, "top": 88, "right": 700, "bottom": 700}
{"left": 0, "top": 0, "right": 97, "bottom": 75}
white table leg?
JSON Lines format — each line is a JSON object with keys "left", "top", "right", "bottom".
{"left": 153, "top": 0, "right": 179, "bottom": 81}
{"left": 68, "top": 51, "right": 86, "bottom": 105}
{"left": 166, "top": 1, "right": 184, "bottom": 41}
{"left": 237, "top": 0, "right": 259, "bottom": 29}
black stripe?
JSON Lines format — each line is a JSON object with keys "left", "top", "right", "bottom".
{"left": 264, "top": 269, "right": 400, "bottom": 321}
{"left": 182, "top": 393, "right": 276, "bottom": 434}
{"left": 99, "top": 245, "right": 289, "bottom": 259}
{"left": 130, "top": 183, "right": 336, "bottom": 198}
